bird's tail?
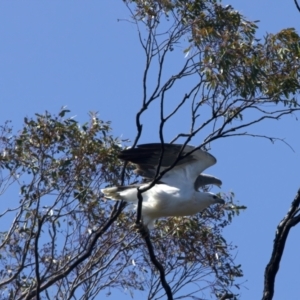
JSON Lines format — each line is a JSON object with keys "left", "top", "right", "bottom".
{"left": 101, "top": 187, "right": 123, "bottom": 200}
{"left": 102, "top": 184, "right": 144, "bottom": 203}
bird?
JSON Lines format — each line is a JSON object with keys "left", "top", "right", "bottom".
{"left": 101, "top": 143, "right": 224, "bottom": 229}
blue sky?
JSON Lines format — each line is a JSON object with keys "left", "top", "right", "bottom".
{"left": 0, "top": 1, "right": 300, "bottom": 299}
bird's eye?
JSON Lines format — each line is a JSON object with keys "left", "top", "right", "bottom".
{"left": 213, "top": 195, "right": 217, "bottom": 199}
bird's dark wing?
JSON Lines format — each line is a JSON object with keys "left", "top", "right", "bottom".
{"left": 194, "top": 174, "right": 222, "bottom": 190}
{"left": 119, "top": 143, "right": 217, "bottom": 185}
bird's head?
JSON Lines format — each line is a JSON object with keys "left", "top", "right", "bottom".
{"left": 210, "top": 193, "right": 225, "bottom": 205}
{"left": 193, "top": 192, "right": 225, "bottom": 214}
{"left": 200, "top": 192, "right": 225, "bottom": 206}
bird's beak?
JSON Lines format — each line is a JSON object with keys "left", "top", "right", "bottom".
{"left": 217, "top": 197, "right": 225, "bottom": 204}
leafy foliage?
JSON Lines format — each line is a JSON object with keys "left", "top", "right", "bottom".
{"left": 0, "top": 110, "right": 244, "bottom": 299}
{"left": 124, "top": 0, "right": 300, "bottom": 140}
{"left": 121, "top": 1, "right": 300, "bottom": 299}
{"left": 1, "top": 0, "right": 300, "bottom": 299}
{"left": 0, "top": 110, "right": 124, "bottom": 298}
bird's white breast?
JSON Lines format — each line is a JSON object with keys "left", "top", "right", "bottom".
{"left": 140, "top": 184, "right": 197, "bottom": 218}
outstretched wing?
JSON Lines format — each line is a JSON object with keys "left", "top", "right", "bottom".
{"left": 194, "top": 174, "right": 222, "bottom": 190}
{"left": 119, "top": 143, "right": 217, "bottom": 188}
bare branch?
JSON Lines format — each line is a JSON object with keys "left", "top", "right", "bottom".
{"left": 263, "top": 189, "right": 300, "bottom": 300}
{"left": 294, "top": 0, "right": 300, "bottom": 12}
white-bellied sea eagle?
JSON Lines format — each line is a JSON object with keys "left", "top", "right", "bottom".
{"left": 101, "top": 143, "right": 224, "bottom": 228}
